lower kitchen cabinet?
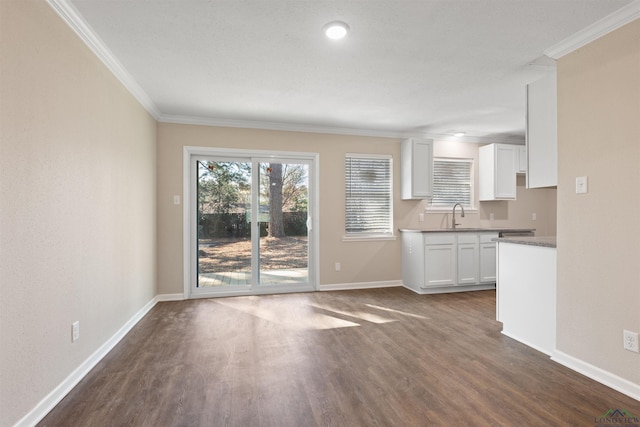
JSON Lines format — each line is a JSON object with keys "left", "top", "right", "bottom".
{"left": 479, "top": 234, "right": 497, "bottom": 283}
{"left": 424, "top": 234, "right": 456, "bottom": 287}
{"left": 457, "top": 234, "right": 479, "bottom": 285}
{"left": 401, "top": 231, "right": 498, "bottom": 294}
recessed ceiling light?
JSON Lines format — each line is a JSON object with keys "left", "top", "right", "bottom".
{"left": 453, "top": 132, "right": 466, "bottom": 137}
{"left": 323, "top": 21, "right": 350, "bottom": 40}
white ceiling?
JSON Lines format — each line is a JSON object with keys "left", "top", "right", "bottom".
{"left": 64, "top": 0, "right": 635, "bottom": 142}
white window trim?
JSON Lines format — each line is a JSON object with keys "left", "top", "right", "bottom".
{"left": 343, "top": 153, "right": 395, "bottom": 241}
{"left": 427, "top": 157, "right": 478, "bottom": 212}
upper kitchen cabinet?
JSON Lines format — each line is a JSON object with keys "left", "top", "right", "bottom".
{"left": 479, "top": 143, "right": 517, "bottom": 201}
{"left": 401, "top": 138, "right": 433, "bottom": 200}
{"left": 517, "top": 146, "right": 527, "bottom": 174}
{"left": 526, "top": 72, "right": 557, "bottom": 188}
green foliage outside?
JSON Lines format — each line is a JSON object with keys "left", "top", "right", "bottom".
{"left": 197, "top": 161, "right": 308, "bottom": 238}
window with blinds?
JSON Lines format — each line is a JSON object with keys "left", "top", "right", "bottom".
{"left": 345, "top": 154, "right": 393, "bottom": 235}
{"left": 431, "top": 158, "right": 473, "bottom": 208}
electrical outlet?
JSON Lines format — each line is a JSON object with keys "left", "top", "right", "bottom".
{"left": 335, "top": 262, "right": 341, "bottom": 272}
{"left": 532, "top": 213, "right": 537, "bottom": 221}
{"left": 72, "top": 321, "right": 80, "bottom": 342}
{"left": 623, "top": 330, "right": 639, "bottom": 353}
{"left": 419, "top": 213, "right": 424, "bottom": 222}
{"left": 490, "top": 213, "right": 494, "bottom": 221}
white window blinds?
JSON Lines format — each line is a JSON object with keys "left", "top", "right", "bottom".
{"left": 345, "top": 154, "right": 393, "bottom": 235}
{"left": 431, "top": 158, "right": 473, "bottom": 208}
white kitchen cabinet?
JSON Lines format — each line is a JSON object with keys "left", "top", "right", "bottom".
{"left": 479, "top": 233, "right": 498, "bottom": 282}
{"left": 424, "top": 234, "right": 456, "bottom": 287}
{"left": 517, "top": 146, "right": 527, "bottom": 174}
{"left": 479, "top": 143, "right": 517, "bottom": 201}
{"left": 526, "top": 72, "right": 557, "bottom": 188}
{"left": 401, "top": 138, "right": 433, "bottom": 200}
{"left": 401, "top": 231, "right": 499, "bottom": 294}
{"left": 457, "top": 234, "right": 479, "bottom": 284}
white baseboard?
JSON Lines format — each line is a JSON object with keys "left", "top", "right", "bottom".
{"left": 552, "top": 349, "right": 640, "bottom": 402}
{"left": 319, "top": 280, "right": 402, "bottom": 291}
{"left": 15, "top": 296, "right": 160, "bottom": 427}
{"left": 156, "top": 293, "right": 185, "bottom": 301}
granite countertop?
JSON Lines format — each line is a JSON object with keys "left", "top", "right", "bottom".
{"left": 496, "top": 236, "right": 557, "bottom": 248}
{"left": 399, "top": 228, "right": 535, "bottom": 234}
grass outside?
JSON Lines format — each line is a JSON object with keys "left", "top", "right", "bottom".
{"left": 198, "top": 236, "right": 308, "bottom": 272}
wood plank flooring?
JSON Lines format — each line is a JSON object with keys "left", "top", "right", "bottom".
{"left": 39, "top": 288, "right": 640, "bottom": 426}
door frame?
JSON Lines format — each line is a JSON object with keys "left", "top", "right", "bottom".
{"left": 182, "top": 146, "right": 320, "bottom": 299}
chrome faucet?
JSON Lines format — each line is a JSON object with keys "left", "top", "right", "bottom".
{"left": 452, "top": 203, "right": 465, "bottom": 229}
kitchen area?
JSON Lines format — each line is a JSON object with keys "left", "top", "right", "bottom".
{"left": 400, "top": 72, "right": 558, "bottom": 356}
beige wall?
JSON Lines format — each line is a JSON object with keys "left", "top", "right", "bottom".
{"left": 157, "top": 124, "right": 405, "bottom": 292}
{"left": 556, "top": 20, "right": 640, "bottom": 384}
{"left": 157, "top": 125, "right": 556, "bottom": 294}
{"left": 0, "top": 2, "right": 157, "bottom": 425}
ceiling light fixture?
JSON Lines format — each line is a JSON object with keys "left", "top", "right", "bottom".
{"left": 323, "top": 21, "right": 350, "bottom": 40}
{"left": 453, "top": 132, "right": 466, "bottom": 137}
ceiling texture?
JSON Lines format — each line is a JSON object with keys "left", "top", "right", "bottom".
{"left": 61, "top": 0, "right": 635, "bottom": 142}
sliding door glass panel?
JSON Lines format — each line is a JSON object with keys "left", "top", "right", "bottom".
{"left": 196, "top": 160, "right": 252, "bottom": 288}
{"left": 258, "top": 162, "right": 309, "bottom": 286}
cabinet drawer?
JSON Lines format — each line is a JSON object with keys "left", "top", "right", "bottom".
{"left": 457, "top": 234, "right": 478, "bottom": 244}
{"left": 479, "top": 233, "right": 498, "bottom": 243}
{"left": 424, "top": 234, "right": 456, "bottom": 245}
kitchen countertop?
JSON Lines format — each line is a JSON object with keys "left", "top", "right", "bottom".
{"left": 496, "top": 236, "right": 556, "bottom": 248}
{"left": 399, "top": 228, "right": 535, "bottom": 234}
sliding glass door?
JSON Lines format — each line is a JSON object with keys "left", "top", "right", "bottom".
{"left": 257, "top": 160, "right": 309, "bottom": 286}
{"left": 196, "top": 159, "right": 253, "bottom": 288}
{"left": 188, "top": 150, "right": 316, "bottom": 298}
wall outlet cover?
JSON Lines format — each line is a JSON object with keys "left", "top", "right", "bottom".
{"left": 623, "top": 330, "right": 639, "bottom": 353}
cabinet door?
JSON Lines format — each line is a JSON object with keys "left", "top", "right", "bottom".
{"left": 457, "top": 242, "right": 479, "bottom": 285}
{"left": 517, "top": 146, "right": 527, "bottom": 174}
{"left": 526, "top": 72, "right": 557, "bottom": 188}
{"left": 424, "top": 244, "right": 456, "bottom": 287}
{"left": 401, "top": 138, "right": 433, "bottom": 199}
{"left": 479, "top": 143, "right": 516, "bottom": 201}
{"left": 480, "top": 242, "right": 497, "bottom": 283}
{"left": 495, "top": 145, "right": 516, "bottom": 199}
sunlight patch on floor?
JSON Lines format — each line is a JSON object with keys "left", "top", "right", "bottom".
{"left": 309, "top": 303, "right": 396, "bottom": 324}
{"left": 213, "top": 298, "right": 360, "bottom": 330}
{"left": 365, "top": 304, "right": 430, "bottom": 320}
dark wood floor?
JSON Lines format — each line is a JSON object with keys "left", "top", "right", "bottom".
{"left": 39, "top": 288, "right": 639, "bottom": 426}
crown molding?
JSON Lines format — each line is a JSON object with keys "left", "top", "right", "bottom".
{"left": 544, "top": 0, "right": 640, "bottom": 59}
{"left": 159, "top": 114, "right": 524, "bottom": 144}
{"left": 46, "top": 0, "right": 161, "bottom": 119}
{"left": 158, "top": 114, "right": 407, "bottom": 139}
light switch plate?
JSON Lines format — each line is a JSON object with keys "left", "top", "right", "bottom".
{"left": 576, "top": 176, "right": 588, "bottom": 194}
